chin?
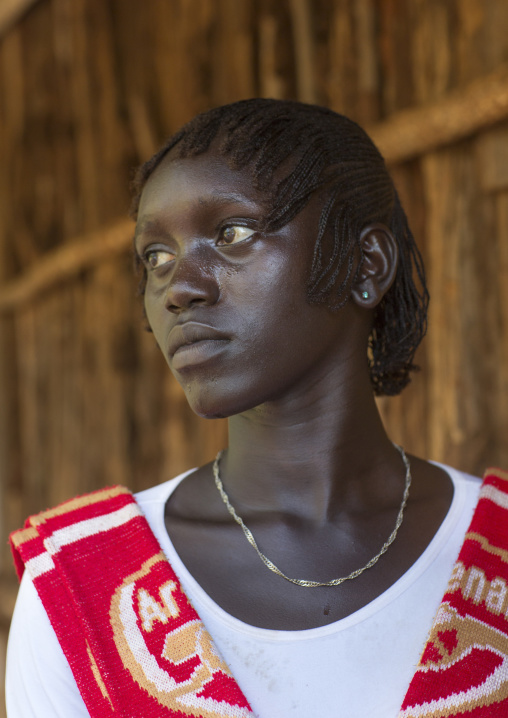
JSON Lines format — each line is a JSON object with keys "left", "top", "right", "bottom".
{"left": 183, "top": 388, "right": 232, "bottom": 420}
{"left": 191, "top": 404, "right": 229, "bottom": 420}
{"left": 183, "top": 383, "right": 256, "bottom": 420}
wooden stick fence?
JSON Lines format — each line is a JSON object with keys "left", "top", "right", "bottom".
{"left": 1, "top": 62, "right": 508, "bottom": 313}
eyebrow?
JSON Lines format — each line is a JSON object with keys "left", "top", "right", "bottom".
{"left": 134, "top": 219, "right": 172, "bottom": 243}
{"left": 135, "top": 191, "right": 263, "bottom": 241}
{"left": 196, "top": 191, "right": 260, "bottom": 208}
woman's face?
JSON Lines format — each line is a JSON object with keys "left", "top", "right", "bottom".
{"left": 135, "top": 148, "right": 364, "bottom": 418}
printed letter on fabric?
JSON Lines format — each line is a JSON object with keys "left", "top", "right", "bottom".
{"left": 400, "top": 469, "right": 508, "bottom": 717}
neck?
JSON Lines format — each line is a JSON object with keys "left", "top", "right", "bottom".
{"left": 222, "top": 365, "right": 401, "bottom": 523}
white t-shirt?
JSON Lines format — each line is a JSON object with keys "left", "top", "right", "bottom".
{"left": 6, "top": 464, "right": 481, "bottom": 718}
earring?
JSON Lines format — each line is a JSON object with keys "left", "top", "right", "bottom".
{"left": 361, "top": 291, "right": 369, "bottom": 300}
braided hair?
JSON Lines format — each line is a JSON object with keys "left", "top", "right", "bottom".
{"left": 131, "top": 99, "right": 428, "bottom": 396}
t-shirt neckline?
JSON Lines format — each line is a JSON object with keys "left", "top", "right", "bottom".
{"left": 140, "top": 462, "right": 470, "bottom": 641}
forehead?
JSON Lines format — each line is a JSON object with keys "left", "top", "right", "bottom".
{"left": 137, "top": 149, "right": 270, "bottom": 223}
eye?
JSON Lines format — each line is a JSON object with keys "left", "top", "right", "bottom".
{"left": 144, "top": 249, "right": 175, "bottom": 270}
{"left": 217, "top": 225, "right": 255, "bottom": 246}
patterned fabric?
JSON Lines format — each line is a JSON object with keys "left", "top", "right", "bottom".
{"left": 400, "top": 469, "right": 508, "bottom": 717}
{"left": 10, "top": 469, "right": 508, "bottom": 717}
{"left": 10, "top": 486, "right": 253, "bottom": 718}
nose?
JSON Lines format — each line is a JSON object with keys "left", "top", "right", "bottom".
{"left": 164, "top": 247, "right": 220, "bottom": 312}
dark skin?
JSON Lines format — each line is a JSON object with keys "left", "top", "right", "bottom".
{"left": 135, "top": 148, "right": 454, "bottom": 631}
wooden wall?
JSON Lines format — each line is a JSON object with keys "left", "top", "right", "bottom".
{"left": 1, "top": 1, "right": 508, "bottom": 712}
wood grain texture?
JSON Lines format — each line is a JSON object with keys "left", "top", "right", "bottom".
{"left": 0, "top": 0, "right": 39, "bottom": 37}
{"left": 0, "top": 220, "right": 133, "bottom": 311}
{"left": 289, "top": 0, "right": 316, "bottom": 103}
{"left": 369, "top": 64, "right": 508, "bottom": 164}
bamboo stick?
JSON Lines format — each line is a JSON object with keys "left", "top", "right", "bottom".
{"left": 0, "top": 219, "right": 134, "bottom": 312}
{"left": 3, "top": 63, "right": 508, "bottom": 312}
{"left": 0, "top": 576, "right": 18, "bottom": 622}
{"left": 289, "top": 0, "right": 316, "bottom": 104}
{"left": 0, "top": 0, "right": 39, "bottom": 38}
{"left": 259, "top": 13, "right": 285, "bottom": 99}
{"left": 368, "top": 63, "right": 508, "bottom": 164}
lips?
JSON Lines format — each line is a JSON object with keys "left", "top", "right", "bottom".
{"left": 167, "top": 322, "right": 230, "bottom": 370}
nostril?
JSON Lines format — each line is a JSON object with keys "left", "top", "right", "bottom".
{"left": 163, "top": 257, "right": 221, "bottom": 310}
{"left": 165, "top": 296, "right": 208, "bottom": 313}
{"left": 165, "top": 301, "right": 181, "bottom": 313}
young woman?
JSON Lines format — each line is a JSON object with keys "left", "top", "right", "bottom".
{"left": 8, "top": 100, "right": 504, "bottom": 718}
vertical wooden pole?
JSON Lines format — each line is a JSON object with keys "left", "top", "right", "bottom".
{"left": 289, "top": 0, "right": 316, "bottom": 103}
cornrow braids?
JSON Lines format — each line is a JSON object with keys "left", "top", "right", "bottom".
{"left": 131, "top": 98, "right": 429, "bottom": 396}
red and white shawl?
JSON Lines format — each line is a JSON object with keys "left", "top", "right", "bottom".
{"left": 10, "top": 469, "right": 508, "bottom": 717}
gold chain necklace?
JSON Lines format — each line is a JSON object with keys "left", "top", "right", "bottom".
{"left": 212, "top": 444, "right": 412, "bottom": 588}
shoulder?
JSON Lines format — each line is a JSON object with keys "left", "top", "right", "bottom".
{"left": 6, "top": 572, "right": 90, "bottom": 717}
{"left": 437, "top": 463, "right": 508, "bottom": 503}
{"left": 429, "top": 461, "right": 483, "bottom": 514}
{"left": 437, "top": 463, "right": 482, "bottom": 484}
{"left": 436, "top": 463, "right": 482, "bottom": 496}
{"left": 134, "top": 468, "right": 197, "bottom": 512}
{"left": 6, "top": 471, "right": 196, "bottom": 717}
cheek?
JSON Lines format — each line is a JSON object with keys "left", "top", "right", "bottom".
{"left": 143, "top": 294, "right": 156, "bottom": 334}
{"left": 144, "top": 292, "right": 169, "bottom": 352}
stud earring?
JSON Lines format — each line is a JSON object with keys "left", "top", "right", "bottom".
{"left": 361, "top": 291, "right": 369, "bottom": 300}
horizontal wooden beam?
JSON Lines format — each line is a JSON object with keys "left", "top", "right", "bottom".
{"left": 368, "top": 63, "right": 508, "bottom": 164}
{"left": 0, "top": 0, "right": 40, "bottom": 38}
{"left": 2, "top": 64, "right": 508, "bottom": 312}
{"left": 0, "top": 220, "right": 134, "bottom": 313}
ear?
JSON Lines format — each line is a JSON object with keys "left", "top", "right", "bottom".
{"left": 351, "top": 224, "right": 398, "bottom": 309}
